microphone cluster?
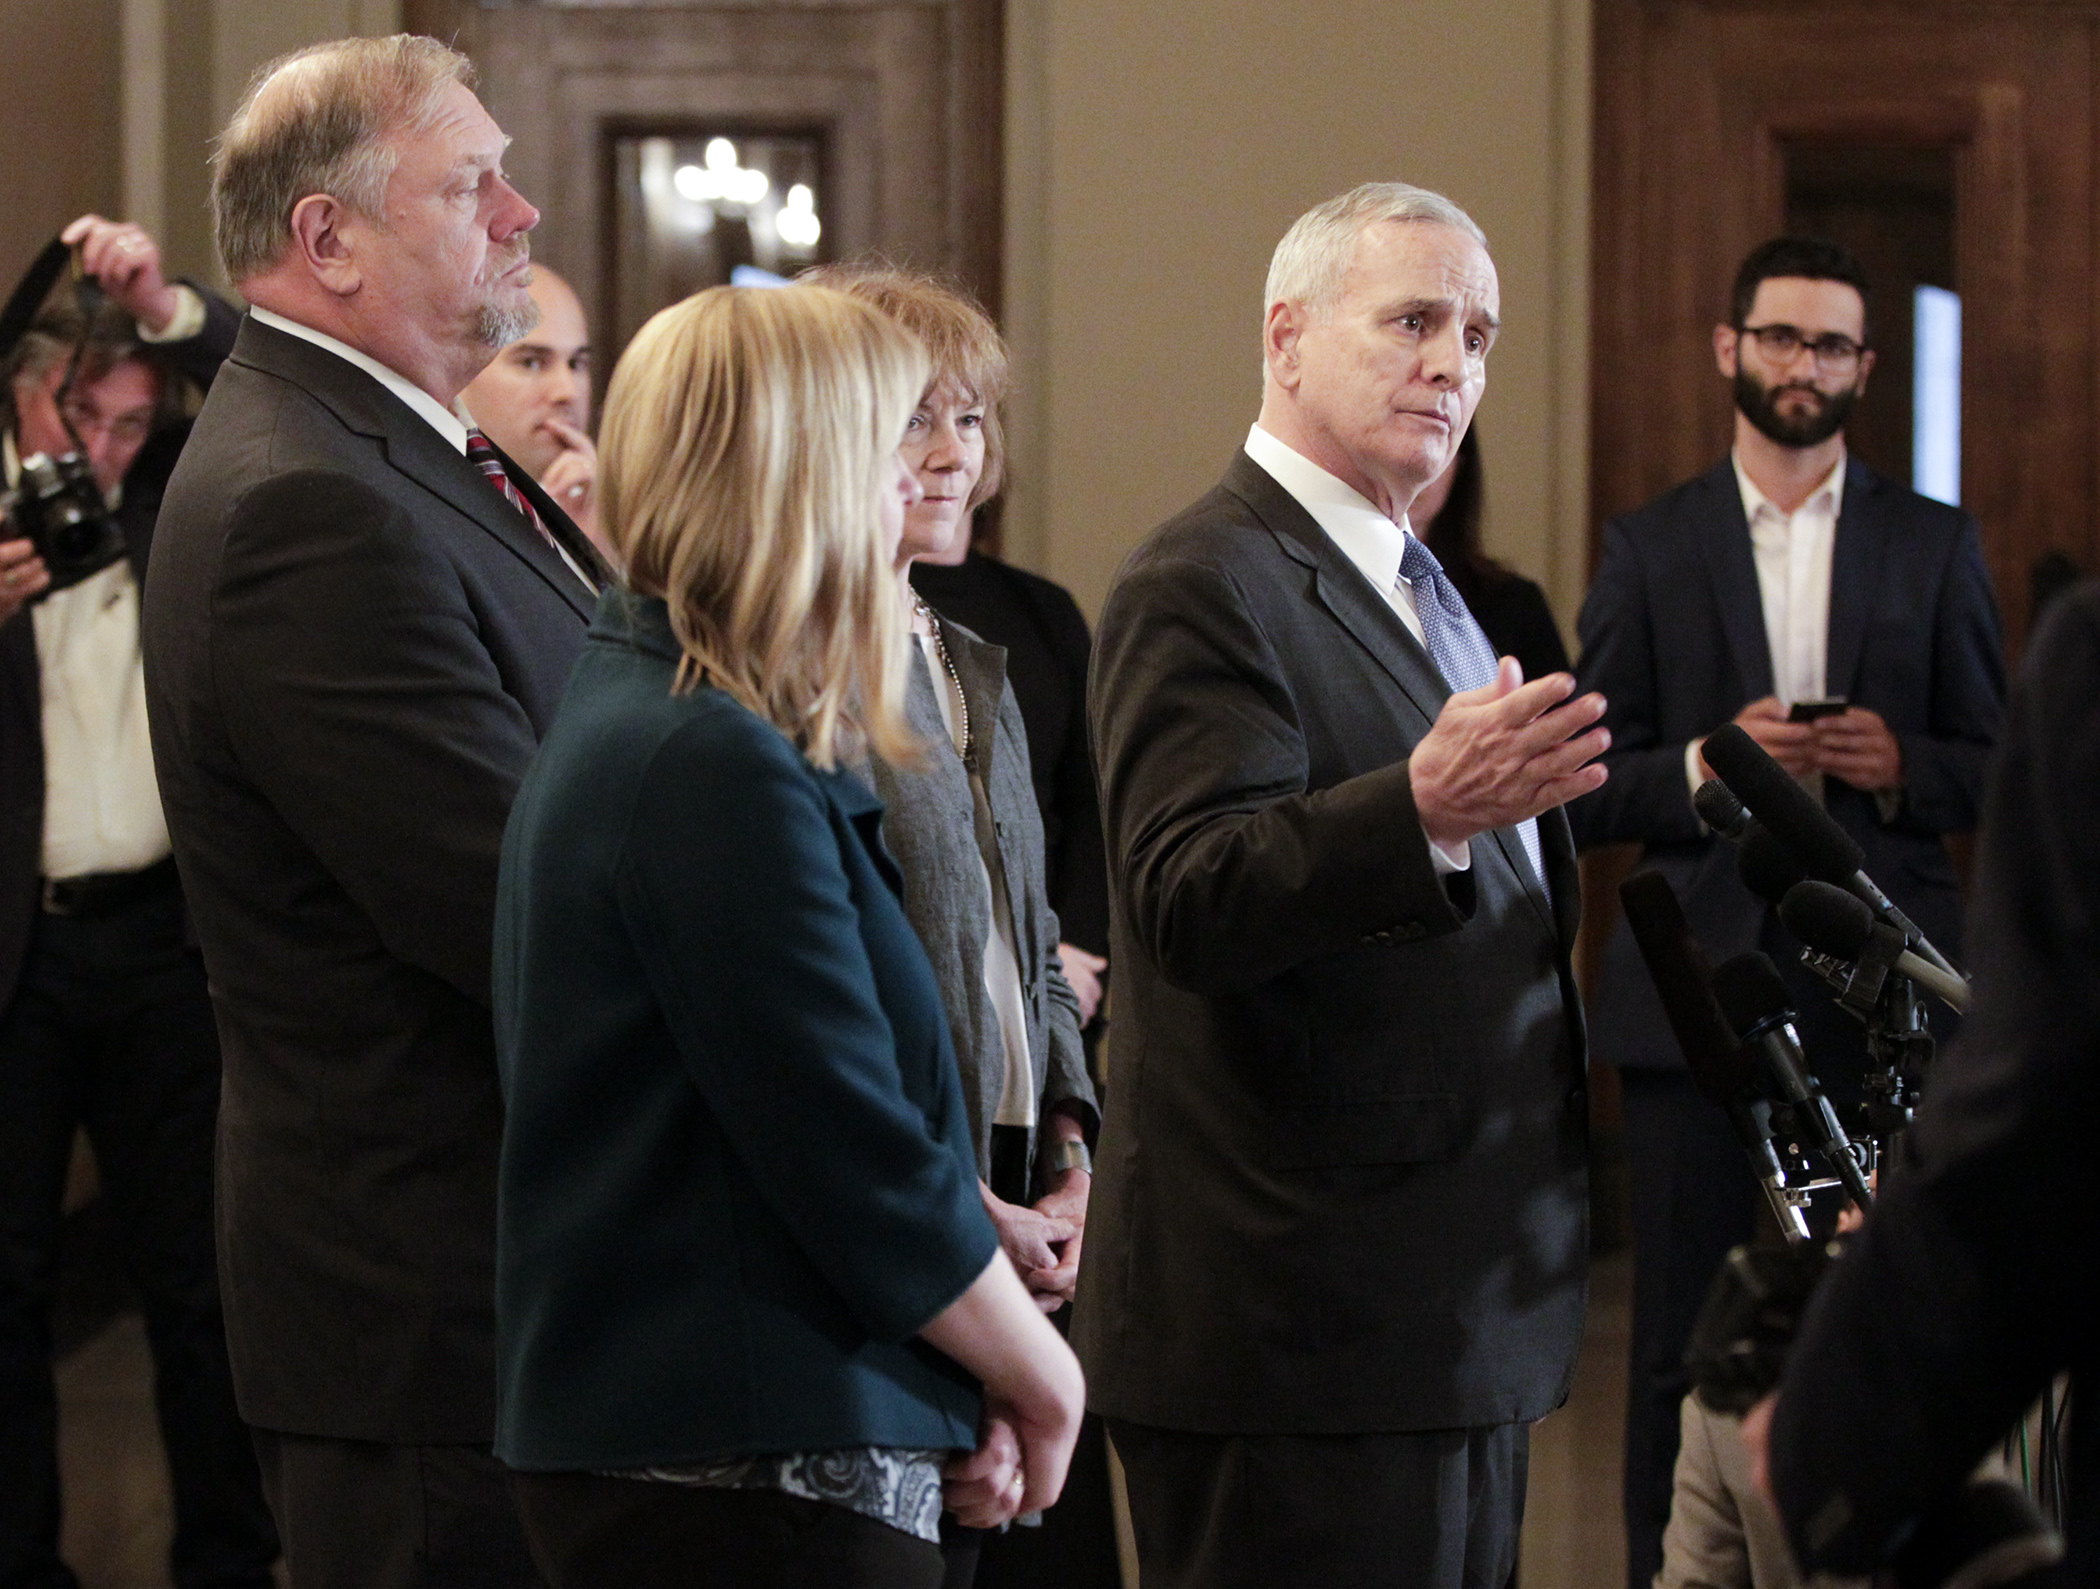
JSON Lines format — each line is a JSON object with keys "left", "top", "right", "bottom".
{"left": 1618, "top": 721, "right": 1971, "bottom": 1243}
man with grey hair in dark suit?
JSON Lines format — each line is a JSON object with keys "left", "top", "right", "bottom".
{"left": 1075, "top": 182, "right": 1609, "bottom": 1587}
{"left": 142, "top": 34, "right": 603, "bottom": 1587}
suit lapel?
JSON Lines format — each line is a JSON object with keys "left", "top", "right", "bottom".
{"left": 1697, "top": 461, "right": 1774, "bottom": 700}
{"left": 230, "top": 317, "right": 597, "bottom": 621}
{"left": 1824, "top": 458, "right": 1885, "bottom": 700}
{"left": 1223, "top": 451, "right": 1556, "bottom": 930}
{"left": 1221, "top": 453, "right": 1448, "bottom": 728}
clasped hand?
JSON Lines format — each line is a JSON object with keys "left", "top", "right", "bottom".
{"left": 1410, "top": 658, "right": 1610, "bottom": 849}
{"left": 1706, "top": 697, "right": 1902, "bottom": 792}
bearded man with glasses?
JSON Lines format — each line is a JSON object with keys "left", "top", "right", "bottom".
{"left": 1569, "top": 234, "right": 2007, "bottom": 1589}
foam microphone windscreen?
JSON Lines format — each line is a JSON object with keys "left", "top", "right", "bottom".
{"left": 1701, "top": 723, "right": 1866, "bottom": 883}
{"left": 1710, "top": 951, "right": 1793, "bottom": 1044}
{"left": 1779, "top": 881, "right": 1876, "bottom": 961}
{"left": 1619, "top": 869, "right": 1757, "bottom": 1101}
{"left": 1737, "top": 824, "right": 1807, "bottom": 907}
{"left": 1693, "top": 779, "right": 1750, "bottom": 838}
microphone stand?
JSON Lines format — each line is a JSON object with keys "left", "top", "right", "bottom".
{"left": 1797, "top": 925, "right": 1935, "bottom": 1171}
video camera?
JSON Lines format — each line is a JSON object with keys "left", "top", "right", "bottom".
{"left": 0, "top": 236, "right": 132, "bottom": 594}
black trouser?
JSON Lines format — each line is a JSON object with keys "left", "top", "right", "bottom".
{"left": 254, "top": 1433, "right": 542, "bottom": 1589}
{"left": 513, "top": 1470, "right": 942, "bottom": 1589}
{"left": 1108, "top": 1418, "right": 1528, "bottom": 1589}
{"left": 0, "top": 885, "right": 277, "bottom": 1589}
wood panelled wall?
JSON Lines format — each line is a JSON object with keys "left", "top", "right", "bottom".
{"left": 1593, "top": 0, "right": 2100, "bottom": 651}
{"left": 405, "top": 0, "right": 1002, "bottom": 384}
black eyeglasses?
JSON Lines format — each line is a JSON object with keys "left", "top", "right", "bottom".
{"left": 1737, "top": 323, "right": 1867, "bottom": 372}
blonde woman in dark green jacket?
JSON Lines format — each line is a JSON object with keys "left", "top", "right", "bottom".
{"left": 491, "top": 285, "right": 1083, "bottom": 1588}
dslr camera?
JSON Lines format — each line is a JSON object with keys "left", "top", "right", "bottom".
{"left": 1, "top": 449, "right": 126, "bottom": 593}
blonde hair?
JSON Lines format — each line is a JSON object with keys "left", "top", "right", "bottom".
{"left": 212, "top": 34, "right": 473, "bottom": 283}
{"left": 798, "top": 261, "right": 1010, "bottom": 507}
{"left": 1265, "top": 182, "right": 1486, "bottom": 322}
{"left": 599, "top": 285, "right": 928, "bottom": 770}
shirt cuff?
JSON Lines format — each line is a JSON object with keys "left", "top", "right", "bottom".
{"left": 1685, "top": 740, "right": 1709, "bottom": 819}
{"left": 137, "top": 284, "right": 205, "bottom": 344}
{"left": 1874, "top": 786, "right": 1903, "bottom": 824}
{"left": 1426, "top": 829, "right": 1470, "bottom": 875}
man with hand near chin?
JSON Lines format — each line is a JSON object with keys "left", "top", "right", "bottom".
{"left": 1076, "top": 182, "right": 1604, "bottom": 1589}
{"left": 1571, "top": 234, "right": 2006, "bottom": 1589}
{"left": 461, "top": 264, "right": 606, "bottom": 564}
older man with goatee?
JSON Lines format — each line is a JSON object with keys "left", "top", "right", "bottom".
{"left": 142, "top": 35, "right": 604, "bottom": 1587}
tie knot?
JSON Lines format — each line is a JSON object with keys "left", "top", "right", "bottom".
{"left": 1399, "top": 532, "right": 1446, "bottom": 586}
{"left": 464, "top": 425, "right": 497, "bottom": 462}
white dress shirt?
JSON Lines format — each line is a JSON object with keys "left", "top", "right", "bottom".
{"left": 1682, "top": 450, "right": 1847, "bottom": 801}
{"left": 5, "top": 435, "right": 173, "bottom": 880}
{"left": 1243, "top": 423, "right": 1547, "bottom": 880}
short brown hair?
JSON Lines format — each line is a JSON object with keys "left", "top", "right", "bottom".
{"left": 3, "top": 299, "right": 170, "bottom": 436}
{"left": 211, "top": 34, "right": 474, "bottom": 283}
{"left": 798, "top": 261, "right": 1010, "bottom": 508}
{"left": 599, "top": 285, "right": 929, "bottom": 770}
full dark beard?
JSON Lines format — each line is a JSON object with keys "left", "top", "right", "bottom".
{"left": 1734, "top": 367, "right": 1856, "bottom": 449}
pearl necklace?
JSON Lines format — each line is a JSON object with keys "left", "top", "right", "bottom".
{"left": 911, "top": 592, "right": 972, "bottom": 760}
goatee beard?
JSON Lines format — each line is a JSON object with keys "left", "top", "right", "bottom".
{"left": 475, "top": 250, "right": 541, "bottom": 348}
{"left": 1734, "top": 367, "right": 1855, "bottom": 449}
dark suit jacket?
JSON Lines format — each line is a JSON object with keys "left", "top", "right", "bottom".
{"left": 1573, "top": 456, "right": 2005, "bottom": 1072}
{"left": 0, "top": 285, "right": 240, "bottom": 1007}
{"left": 492, "top": 595, "right": 996, "bottom": 1469}
{"left": 141, "top": 314, "right": 600, "bottom": 1442}
{"left": 1072, "top": 451, "right": 1590, "bottom": 1434}
{"left": 1769, "top": 582, "right": 2100, "bottom": 1582}
{"left": 910, "top": 551, "right": 1110, "bottom": 955}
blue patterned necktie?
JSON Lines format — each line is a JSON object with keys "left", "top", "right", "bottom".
{"left": 1398, "top": 533, "right": 1549, "bottom": 901}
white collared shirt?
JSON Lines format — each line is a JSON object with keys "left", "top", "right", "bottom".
{"left": 5, "top": 435, "right": 172, "bottom": 880}
{"left": 1737, "top": 449, "right": 1843, "bottom": 711}
{"left": 1683, "top": 451, "right": 1848, "bottom": 801}
{"left": 249, "top": 306, "right": 469, "bottom": 454}
{"left": 1244, "top": 422, "right": 1533, "bottom": 879}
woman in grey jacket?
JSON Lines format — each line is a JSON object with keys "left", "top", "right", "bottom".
{"left": 808, "top": 265, "right": 1100, "bottom": 1326}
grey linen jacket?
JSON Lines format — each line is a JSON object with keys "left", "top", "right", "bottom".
{"left": 865, "top": 616, "right": 1096, "bottom": 1185}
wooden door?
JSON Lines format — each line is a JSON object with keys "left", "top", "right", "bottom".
{"left": 405, "top": 0, "right": 1003, "bottom": 403}
{"left": 1593, "top": 0, "right": 2097, "bottom": 650}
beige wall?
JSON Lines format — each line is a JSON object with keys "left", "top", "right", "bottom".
{"left": 1003, "top": 0, "right": 1593, "bottom": 628}
{"left": 0, "top": 0, "right": 122, "bottom": 299}
{"left": 120, "top": 0, "right": 402, "bottom": 290}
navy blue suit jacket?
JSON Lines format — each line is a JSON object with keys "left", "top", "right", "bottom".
{"left": 493, "top": 595, "right": 996, "bottom": 1469}
{"left": 1573, "top": 455, "right": 2005, "bottom": 1071}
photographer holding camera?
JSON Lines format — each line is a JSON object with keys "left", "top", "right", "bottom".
{"left": 0, "top": 217, "right": 274, "bottom": 1589}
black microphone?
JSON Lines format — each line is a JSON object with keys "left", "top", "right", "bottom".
{"left": 1701, "top": 723, "right": 1959, "bottom": 979}
{"left": 1710, "top": 951, "right": 1874, "bottom": 1209}
{"left": 1620, "top": 871, "right": 1805, "bottom": 1239}
{"left": 1737, "top": 822, "right": 1807, "bottom": 909}
{"left": 1779, "top": 881, "right": 1971, "bottom": 1013}
{"left": 1693, "top": 779, "right": 1750, "bottom": 839}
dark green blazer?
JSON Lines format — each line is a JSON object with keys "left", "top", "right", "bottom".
{"left": 492, "top": 593, "right": 998, "bottom": 1470}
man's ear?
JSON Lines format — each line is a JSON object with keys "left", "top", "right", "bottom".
{"left": 1264, "top": 300, "right": 1304, "bottom": 390}
{"left": 1852, "top": 346, "right": 1876, "bottom": 400}
{"left": 287, "top": 194, "right": 361, "bottom": 298}
{"left": 1712, "top": 322, "right": 1740, "bottom": 380}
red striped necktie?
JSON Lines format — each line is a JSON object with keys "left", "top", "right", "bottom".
{"left": 465, "top": 424, "right": 561, "bottom": 551}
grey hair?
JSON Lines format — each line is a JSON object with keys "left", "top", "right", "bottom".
{"left": 211, "top": 34, "right": 474, "bottom": 283}
{"left": 1264, "top": 182, "right": 1487, "bottom": 321}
